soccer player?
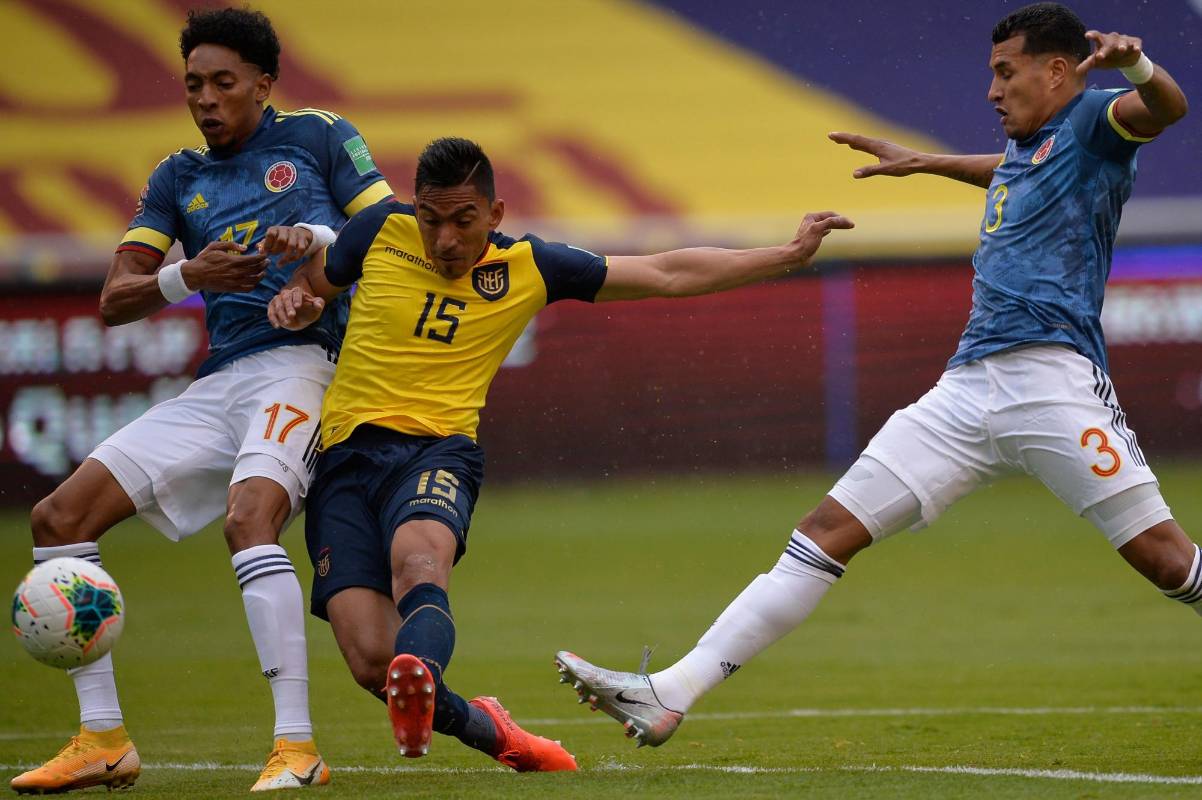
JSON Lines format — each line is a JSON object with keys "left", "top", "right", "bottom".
{"left": 12, "top": 8, "right": 391, "bottom": 794}
{"left": 554, "top": 2, "right": 1193, "bottom": 748}
{"left": 266, "top": 136, "right": 851, "bottom": 769}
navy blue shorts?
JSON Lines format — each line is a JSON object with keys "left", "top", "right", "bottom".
{"left": 305, "top": 425, "right": 485, "bottom": 620}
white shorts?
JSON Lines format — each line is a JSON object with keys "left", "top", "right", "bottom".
{"left": 89, "top": 344, "right": 335, "bottom": 540}
{"left": 833, "top": 344, "right": 1164, "bottom": 547}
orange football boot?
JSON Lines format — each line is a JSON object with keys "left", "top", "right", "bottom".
{"left": 385, "top": 653, "right": 436, "bottom": 757}
{"left": 468, "top": 696, "right": 578, "bottom": 772}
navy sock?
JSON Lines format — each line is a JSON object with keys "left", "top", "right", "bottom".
{"left": 394, "top": 583, "right": 496, "bottom": 754}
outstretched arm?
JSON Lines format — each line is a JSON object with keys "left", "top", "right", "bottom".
{"left": 1078, "top": 30, "right": 1188, "bottom": 135}
{"left": 595, "top": 211, "right": 853, "bottom": 303}
{"left": 828, "top": 132, "right": 1000, "bottom": 189}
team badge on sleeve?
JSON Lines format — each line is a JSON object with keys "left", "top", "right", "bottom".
{"left": 264, "top": 161, "right": 298, "bottom": 192}
{"left": 472, "top": 262, "right": 510, "bottom": 301}
{"left": 1032, "top": 135, "right": 1055, "bottom": 165}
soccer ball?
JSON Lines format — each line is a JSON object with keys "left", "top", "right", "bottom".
{"left": 11, "top": 558, "right": 125, "bottom": 669}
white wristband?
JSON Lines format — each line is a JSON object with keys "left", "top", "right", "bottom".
{"left": 295, "top": 223, "right": 337, "bottom": 257}
{"left": 1119, "top": 53, "right": 1154, "bottom": 85}
{"left": 157, "top": 259, "right": 196, "bottom": 303}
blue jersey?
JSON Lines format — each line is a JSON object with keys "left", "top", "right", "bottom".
{"left": 949, "top": 88, "right": 1152, "bottom": 373}
{"left": 118, "top": 106, "right": 393, "bottom": 377}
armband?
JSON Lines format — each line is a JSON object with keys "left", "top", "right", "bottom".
{"left": 157, "top": 259, "right": 196, "bottom": 303}
{"left": 295, "top": 223, "right": 337, "bottom": 257}
{"left": 1119, "top": 53, "right": 1154, "bottom": 85}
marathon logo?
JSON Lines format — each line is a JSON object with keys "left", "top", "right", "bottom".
{"left": 472, "top": 262, "right": 509, "bottom": 301}
{"left": 407, "top": 496, "right": 460, "bottom": 517}
{"left": 384, "top": 246, "right": 437, "bottom": 273}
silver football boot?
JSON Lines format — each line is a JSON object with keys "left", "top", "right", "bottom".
{"left": 554, "top": 650, "right": 683, "bottom": 747}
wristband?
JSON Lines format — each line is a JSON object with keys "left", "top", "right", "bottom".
{"left": 157, "top": 259, "right": 196, "bottom": 303}
{"left": 1119, "top": 53, "right": 1154, "bottom": 85}
{"left": 295, "top": 223, "right": 337, "bottom": 257}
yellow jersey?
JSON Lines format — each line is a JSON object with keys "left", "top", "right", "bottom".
{"left": 319, "top": 201, "right": 608, "bottom": 446}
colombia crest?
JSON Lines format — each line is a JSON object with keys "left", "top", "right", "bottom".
{"left": 472, "top": 262, "right": 510, "bottom": 301}
{"left": 1031, "top": 135, "right": 1055, "bottom": 165}
{"left": 264, "top": 160, "right": 298, "bottom": 192}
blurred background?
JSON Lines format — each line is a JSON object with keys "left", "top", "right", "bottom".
{"left": 0, "top": 0, "right": 1199, "bottom": 505}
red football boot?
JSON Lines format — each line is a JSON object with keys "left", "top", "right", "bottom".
{"left": 385, "top": 654, "right": 436, "bottom": 757}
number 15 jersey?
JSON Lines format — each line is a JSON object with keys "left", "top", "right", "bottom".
{"left": 319, "top": 200, "right": 608, "bottom": 447}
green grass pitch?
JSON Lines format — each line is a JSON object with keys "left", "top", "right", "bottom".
{"left": 3, "top": 464, "right": 1201, "bottom": 798}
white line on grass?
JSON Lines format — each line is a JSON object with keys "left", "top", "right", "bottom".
{"left": 3, "top": 704, "right": 1201, "bottom": 742}
{"left": 2, "top": 760, "right": 1200, "bottom": 786}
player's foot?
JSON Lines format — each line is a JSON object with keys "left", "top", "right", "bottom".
{"left": 250, "top": 738, "right": 330, "bottom": 791}
{"left": 468, "top": 696, "right": 577, "bottom": 772}
{"left": 555, "top": 650, "right": 683, "bottom": 747}
{"left": 10, "top": 724, "right": 140, "bottom": 794}
{"left": 385, "top": 653, "right": 435, "bottom": 758}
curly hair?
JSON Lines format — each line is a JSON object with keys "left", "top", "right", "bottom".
{"left": 415, "top": 138, "right": 496, "bottom": 201}
{"left": 179, "top": 7, "right": 281, "bottom": 79}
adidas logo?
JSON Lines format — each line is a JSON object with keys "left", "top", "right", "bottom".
{"left": 720, "top": 661, "right": 741, "bottom": 678}
{"left": 186, "top": 193, "right": 208, "bottom": 214}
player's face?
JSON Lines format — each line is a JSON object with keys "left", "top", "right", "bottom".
{"left": 184, "top": 44, "right": 272, "bottom": 149}
{"left": 987, "top": 35, "right": 1063, "bottom": 140}
{"left": 414, "top": 185, "right": 505, "bottom": 279}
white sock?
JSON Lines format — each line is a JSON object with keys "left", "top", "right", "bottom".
{"left": 233, "top": 544, "right": 313, "bottom": 740}
{"left": 650, "top": 530, "right": 844, "bottom": 713}
{"left": 1164, "top": 543, "right": 1202, "bottom": 614}
{"left": 32, "top": 543, "right": 124, "bottom": 730}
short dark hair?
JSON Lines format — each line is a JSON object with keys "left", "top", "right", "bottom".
{"left": 992, "top": 3, "right": 1090, "bottom": 62}
{"left": 180, "top": 7, "right": 281, "bottom": 79}
{"left": 415, "top": 138, "right": 496, "bottom": 202}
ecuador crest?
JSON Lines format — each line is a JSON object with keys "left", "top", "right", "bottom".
{"left": 472, "top": 262, "right": 510, "bottom": 301}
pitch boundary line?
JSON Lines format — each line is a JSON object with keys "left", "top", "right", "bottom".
{"left": 2, "top": 760, "right": 1200, "bottom": 786}
{"left": 3, "top": 704, "right": 1201, "bottom": 742}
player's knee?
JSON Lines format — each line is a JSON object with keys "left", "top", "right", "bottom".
{"left": 223, "top": 503, "right": 277, "bottom": 551}
{"left": 796, "top": 498, "right": 872, "bottom": 563}
{"left": 1146, "top": 546, "right": 1194, "bottom": 592}
{"left": 30, "top": 493, "right": 88, "bottom": 547}
{"left": 392, "top": 552, "right": 446, "bottom": 596}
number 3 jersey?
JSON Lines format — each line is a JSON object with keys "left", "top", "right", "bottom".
{"left": 318, "top": 200, "right": 609, "bottom": 447}
{"left": 951, "top": 88, "right": 1152, "bottom": 374}
{"left": 116, "top": 106, "right": 393, "bottom": 378}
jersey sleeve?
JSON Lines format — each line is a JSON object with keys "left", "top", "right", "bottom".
{"left": 1072, "top": 88, "right": 1153, "bottom": 161}
{"left": 116, "top": 155, "right": 177, "bottom": 259}
{"left": 323, "top": 117, "right": 394, "bottom": 219}
{"left": 323, "top": 201, "right": 396, "bottom": 286}
{"left": 525, "top": 235, "right": 609, "bottom": 304}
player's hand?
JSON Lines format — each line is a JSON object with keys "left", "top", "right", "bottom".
{"left": 258, "top": 225, "right": 314, "bottom": 264}
{"left": 788, "top": 211, "right": 855, "bottom": 266}
{"left": 829, "top": 131, "right": 923, "bottom": 178}
{"left": 268, "top": 286, "right": 326, "bottom": 330}
{"left": 1076, "top": 31, "right": 1144, "bottom": 75}
{"left": 180, "top": 240, "right": 268, "bottom": 293}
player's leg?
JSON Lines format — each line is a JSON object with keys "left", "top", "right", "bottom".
{"left": 224, "top": 348, "right": 332, "bottom": 791}
{"left": 12, "top": 460, "right": 141, "bottom": 795}
{"left": 559, "top": 363, "right": 1001, "bottom": 746}
{"left": 999, "top": 348, "right": 1199, "bottom": 612}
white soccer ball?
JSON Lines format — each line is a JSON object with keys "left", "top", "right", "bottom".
{"left": 11, "top": 557, "right": 125, "bottom": 669}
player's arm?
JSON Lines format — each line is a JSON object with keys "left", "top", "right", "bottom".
{"left": 267, "top": 249, "right": 346, "bottom": 330}
{"left": 828, "top": 132, "right": 1000, "bottom": 188}
{"left": 99, "top": 241, "right": 268, "bottom": 326}
{"left": 1077, "top": 30, "right": 1188, "bottom": 135}
{"left": 595, "top": 211, "right": 853, "bottom": 302}
{"left": 267, "top": 201, "right": 391, "bottom": 330}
